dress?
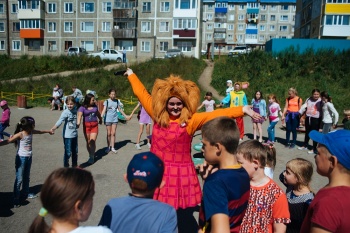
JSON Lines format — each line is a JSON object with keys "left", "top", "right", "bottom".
{"left": 139, "top": 103, "right": 152, "bottom": 124}
{"left": 240, "top": 178, "right": 291, "bottom": 233}
{"left": 99, "top": 195, "right": 177, "bottom": 233}
{"left": 300, "top": 186, "right": 350, "bottom": 233}
{"left": 251, "top": 99, "right": 266, "bottom": 124}
{"left": 69, "top": 226, "right": 112, "bottom": 233}
{"left": 199, "top": 166, "right": 250, "bottom": 233}
{"left": 128, "top": 73, "right": 246, "bottom": 209}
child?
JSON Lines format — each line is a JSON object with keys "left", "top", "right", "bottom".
{"left": 50, "top": 96, "right": 79, "bottom": 168}
{"left": 342, "top": 109, "right": 350, "bottom": 130}
{"left": 99, "top": 152, "right": 177, "bottom": 232}
{"left": 280, "top": 158, "right": 314, "bottom": 233}
{"left": 77, "top": 93, "right": 103, "bottom": 164}
{"left": 263, "top": 143, "right": 276, "bottom": 179}
{"left": 226, "top": 80, "right": 234, "bottom": 95}
{"left": 100, "top": 89, "right": 131, "bottom": 154}
{"left": 198, "top": 117, "right": 250, "bottom": 233}
{"left": 300, "top": 130, "right": 350, "bottom": 232}
{"left": 124, "top": 68, "right": 260, "bottom": 211}
{"left": 251, "top": 90, "right": 266, "bottom": 143}
{"left": 131, "top": 101, "right": 152, "bottom": 150}
{"left": 197, "top": 92, "right": 216, "bottom": 112}
{"left": 320, "top": 91, "right": 338, "bottom": 133}
{"left": 0, "top": 100, "right": 11, "bottom": 141}
{"left": 266, "top": 94, "right": 283, "bottom": 144}
{"left": 7, "top": 116, "right": 52, "bottom": 208}
{"left": 236, "top": 140, "right": 291, "bottom": 233}
{"left": 28, "top": 168, "right": 112, "bottom": 233}
{"left": 70, "top": 86, "right": 83, "bottom": 104}
{"left": 51, "top": 87, "right": 62, "bottom": 111}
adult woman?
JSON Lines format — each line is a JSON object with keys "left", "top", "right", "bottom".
{"left": 297, "top": 89, "right": 323, "bottom": 154}
{"left": 282, "top": 87, "right": 302, "bottom": 149}
{"left": 123, "top": 68, "right": 260, "bottom": 211}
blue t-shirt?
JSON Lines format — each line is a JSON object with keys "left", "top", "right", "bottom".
{"left": 104, "top": 99, "right": 119, "bottom": 123}
{"left": 199, "top": 167, "right": 250, "bottom": 233}
{"left": 55, "top": 108, "right": 78, "bottom": 138}
{"left": 99, "top": 195, "right": 177, "bottom": 233}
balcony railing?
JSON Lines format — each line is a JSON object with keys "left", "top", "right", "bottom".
{"left": 113, "top": 9, "right": 137, "bottom": 18}
{"left": 214, "top": 38, "right": 226, "bottom": 43}
{"left": 112, "top": 28, "right": 137, "bottom": 38}
{"left": 214, "top": 28, "right": 226, "bottom": 33}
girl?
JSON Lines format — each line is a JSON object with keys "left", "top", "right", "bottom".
{"left": 298, "top": 89, "right": 323, "bottom": 154}
{"left": 100, "top": 89, "right": 130, "bottom": 154}
{"left": 51, "top": 96, "right": 79, "bottom": 167}
{"left": 263, "top": 143, "right": 276, "bottom": 179}
{"left": 282, "top": 87, "right": 303, "bottom": 149}
{"left": 28, "top": 168, "right": 112, "bottom": 233}
{"left": 124, "top": 68, "right": 260, "bottom": 211}
{"left": 266, "top": 94, "right": 283, "bottom": 144}
{"left": 320, "top": 91, "right": 339, "bottom": 133}
{"left": 280, "top": 158, "right": 314, "bottom": 233}
{"left": 197, "top": 92, "right": 216, "bottom": 112}
{"left": 131, "top": 101, "right": 152, "bottom": 150}
{"left": 251, "top": 90, "right": 266, "bottom": 142}
{"left": 77, "top": 93, "right": 102, "bottom": 164}
{"left": 0, "top": 100, "right": 11, "bottom": 141}
{"left": 7, "top": 116, "right": 52, "bottom": 208}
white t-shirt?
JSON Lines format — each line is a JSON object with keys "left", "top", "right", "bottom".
{"left": 268, "top": 102, "right": 281, "bottom": 122}
{"left": 69, "top": 226, "right": 112, "bottom": 233}
{"left": 202, "top": 99, "right": 216, "bottom": 112}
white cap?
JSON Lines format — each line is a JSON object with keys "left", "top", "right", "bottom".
{"left": 227, "top": 80, "right": 232, "bottom": 84}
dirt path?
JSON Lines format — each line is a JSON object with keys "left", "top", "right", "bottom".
{"left": 197, "top": 59, "right": 224, "bottom": 100}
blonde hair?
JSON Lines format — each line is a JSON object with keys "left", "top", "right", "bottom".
{"left": 236, "top": 140, "right": 267, "bottom": 168}
{"left": 344, "top": 109, "right": 350, "bottom": 116}
{"left": 268, "top": 94, "right": 279, "bottom": 105}
{"left": 288, "top": 87, "right": 298, "bottom": 96}
{"left": 286, "top": 158, "right": 313, "bottom": 190}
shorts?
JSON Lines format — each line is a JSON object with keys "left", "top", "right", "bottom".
{"left": 139, "top": 122, "right": 152, "bottom": 125}
{"left": 83, "top": 121, "right": 98, "bottom": 134}
{"left": 105, "top": 122, "right": 118, "bottom": 126}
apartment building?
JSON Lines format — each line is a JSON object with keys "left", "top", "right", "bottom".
{"left": 201, "top": 0, "right": 296, "bottom": 53}
{"left": 294, "top": 0, "right": 350, "bottom": 38}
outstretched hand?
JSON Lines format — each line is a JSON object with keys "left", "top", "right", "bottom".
{"left": 243, "top": 105, "right": 262, "bottom": 120}
{"left": 124, "top": 68, "right": 133, "bottom": 76}
{"left": 197, "top": 160, "right": 219, "bottom": 180}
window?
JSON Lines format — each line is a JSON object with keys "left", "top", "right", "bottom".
{"left": 81, "top": 2, "right": 94, "bottom": 13}
{"left": 325, "top": 15, "right": 350, "bottom": 25}
{"left": 239, "top": 5, "right": 244, "bottom": 10}
{"left": 281, "top": 5, "right": 289, "bottom": 10}
{"left": 141, "top": 22, "right": 151, "bottom": 32}
{"left": 228, "top": 34, "right": 233, "bottom": 40}
{"left": 64, "top": 41, "right": 73, "bottom": 50}
{"left": 20, "top": 19, "right": 42, "bottom": 29}
{"left": 81, "top": 41, "right": 94, "bottom": 51}
{"left": 102, "top": 2, "right": 112, "bottom": 12}
{"left": 248, "top": 3, "right": 259, "bottom": 8}
{"left": 261, "top": 4, "right": 267, "bottom": 10}
{"left": 173, "top": 19, "right": 197, "bottom": 29}
{"left": 48, "top": 22, "right": 56, "bottom": 32}
{"left": 159, "top": 22, "right": 169, "bottom": 32}
{"left": 280, "top": 15, "right": 288, "bottom": 21}
{"left": 208, "top": 4, "right": 213, "bottom": 10}
{"left": 12, "top": 40, "right": 21, "bottom": 51}
{"left": 229, "top": 15, "right": 234, "bottom": 21}
{"left": 261, "top": 15, "right": 266, "bottom": 21}
{"left": 64, "top": 2, "right": 73, "bottom": 13}
{"left": 207, "top": 14, "right": 213, "bottom": 20}
{"left": 160, "top": 41, "right": 169, "bottom": 51}
{"left": 102, "top": 22, "right": 111, "bottom": 32}
{"left": 48, "top": 41, "right": 57, "bottom": 51}
{"left": 12, "top": 4, "right": 18, "bottom": 13}
{"left": 177, "top": 41, "right": 192, "bottom": 52}
{"left": 0, "top": 40, "right": 4, "bottom": 50}
{"left": 81, "top": 22, "right": 94, "bottom": 32}
{"left": 28, "top": 40, "right": 41, "bottom": 51}
{"left": 229, "top": 4, "right": 235, "bottom": 10}
{"left": 237, "top": 34, "right": 244, "bottom": 42}
{"left": 206, "top": 34, "right": 212, "bottom": 40}
{"left": 0, "top": 22, "right": 4, "bottom": 32}
{"left": 207, "top": 24, "right": 213, "bottom": 30}
{"left": 270, "top": 25, "right": 275, "bottom": 31}
{"left": 270, "top": 5, "right": 276, "bottom": 10}
{"left": 270, "top": 15, "right": 276, "bottom": 21}
{"left": 260, "top": 25, "right": 265, "bottom": 31}
{"left": 228, "top": 24, "right": 234, "bottom": 30}
{"left": 141, "top": 41, "right": 151, "bottom": 52}
{"left": 102, "top": 41, "right": 110, "bottom": 50}
{"left": 0, "top": 3, "right": 4, "bottom": 13}
{"left": 143, "top": 2, "right": 151, "bottom": 12}
{"left": 238, "top": 24, "right": 244, "bottom": 30}
{"left": 259, "top": 35, "right": 265, "bottom": 41}
{"left": 238, "top": 15, "right": 244, "bottom": 20}
{"left": 64, "top": 22, "right": 73, "bottom": 32}
{"left": 280, "top": 25, "right": 288, "bottom": 31}
{"left": 13, "top": 22, "right": 20, "bottom": 32}
{"left": 48, "top": 3, "right": 56, "bottom": 13}
{"left": 175, "top": 0, "right": 194, "bottom": 9}
{"left": 160, "top": 2, "right": 170, "bottom": 12}
{"left": 118, "top": 41, "right": 133, "bottom": 51}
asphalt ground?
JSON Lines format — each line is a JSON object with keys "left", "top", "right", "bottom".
{"left": 0, "top": 106, "right": 328, "bottom": 232}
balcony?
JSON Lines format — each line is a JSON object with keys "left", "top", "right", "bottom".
{"left": 173, "top": 29, "right": 196, "bottom": 38}
{"left": 215, "top": 7, "right": 227, "bottom": 14}
{"left": 215, "top": 17, "right": 227, "bottom": 23}
{"left": 113, "top": 9, "right": 137, "bottom": 19}
{"left": 214, "top": 38, "right": 226, "bottom": 43}
{"left": 112, "top": 28, "right": 137, "bottom": 38}
{"left": 18, "top": 9, "right": 45, "bottom": 19}
{"left": 246, "top": 18, "right": 259, "bottom": 24}
{"left": 20, "top": 29, "right": 44, "bottom": 39}
{"left": 214, "top": 28, "right": 226, "bottom": 33}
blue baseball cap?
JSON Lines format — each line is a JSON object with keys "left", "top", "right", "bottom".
{"left": 127, "top": 152, "right": 164, "bottom": 190}
{"left": 309, "top": 130, "right": 350, "bottom": 170}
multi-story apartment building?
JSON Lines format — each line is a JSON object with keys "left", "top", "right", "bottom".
{"left": 201, "top": 0, "right": 296, "bottom": 53}
{"left": 294, "top": 0, "right": 350, "bottom": 38}
{"left": 0, "top": 0, "right": 298, "bottom": 60}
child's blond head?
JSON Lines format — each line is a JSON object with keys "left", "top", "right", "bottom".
{"left": 286, "top": 158, "right": 313, "bottom": 189}
{"left": 236, "top": 140, "right": 267, "bottom": 168}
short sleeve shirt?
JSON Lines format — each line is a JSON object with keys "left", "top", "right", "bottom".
{"left": 79, "top": 106, "right": 98, "bottom": 122}
{"left": 104, "top": 99, "right": 119, "bottom": 123}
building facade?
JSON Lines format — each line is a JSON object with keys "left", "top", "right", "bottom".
{"left": 294, "top": 0, "right": 350, "bottom": 38}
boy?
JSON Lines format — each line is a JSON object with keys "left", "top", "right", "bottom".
{"left": 99, "top": 152, "right": 177, "bottom": 233}
{"left": 300, "top": 130, "right": 350, "bottom": 233}
{"left": 341, "top": 109, "right": 350, "bottom": 130}
{"left": 198, "top": 117, "right": 250, "bottom": 233}
{"left": 236, "top": 140, "right": 290, "bottom": 233}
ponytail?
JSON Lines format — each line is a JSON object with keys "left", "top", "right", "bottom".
{"left": 27, "top": 214, "right": 50, "bottom": 233}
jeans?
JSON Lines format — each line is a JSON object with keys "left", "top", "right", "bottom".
{"left": 13, "top": 156, "right": 32, "bottom": 202}
{"left": 63, "top": 137, "right": 78, "bottom": 167}
{"left": 267, "top": 121, "right": 278, "bottom": 142}
{"left": 285, "top": 112, "right": 299, "bottom": 145}
{"left": 322, "top": 123, "right": 332, "bottom": 134}
{"left": 0, "top": 123, "right": 11, "bottom": 140}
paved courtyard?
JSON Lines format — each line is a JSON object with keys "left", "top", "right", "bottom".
{"left": 0, "top": 106, "right": 328, "bottom": 232}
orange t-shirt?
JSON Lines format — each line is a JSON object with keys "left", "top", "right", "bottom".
{"left": 287, "top": 96, "right": 302, "bottom": 113}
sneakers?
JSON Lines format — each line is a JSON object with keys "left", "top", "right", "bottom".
{"left": 239, "top": 138, "right": 243, "bottom": 142}
{"left": 135, "top": 144, "right": 141, "bottom": 150}
{"left": 285, "top": 143, "right": 291, "bottom": 148}
{"left": 265, "top": 140, "right": 274, "bottom": 144}
{"left": 307, "top": 150, "right": 315, "bottom": 154}
{"left": 147, "top": 143, "right": 151, "bottom": 149}
{"left": 298, "top": 146, "right": 308, "bottom": 150}
{"left": 111, "top": 148, "right": 118, "bottom": 153}
{"left": 27, "top": 193, "right": 38, "bottom": 199}
{"left": 105, "top": 147, "right": 111, "bottom": 154}
{"left": 289, "top": 144, "right": 296, "bottom": 149}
